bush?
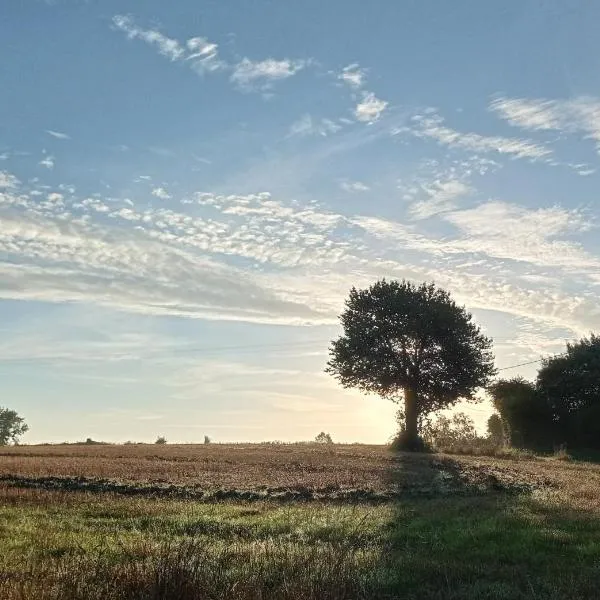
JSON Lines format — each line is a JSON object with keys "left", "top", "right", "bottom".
{"left": 315, "top": 432, "right": 333, "bottom": 444}
{"left": 155, "top": 436, "right": 167, "bottom": 445}
{"left": 204, "top": 435, "right": 211, "bottom": 445}
{"left": 390, "top": 431, "right": 432, "bottom": 453}
{"left": 422, "top": 413, "right": 478, "bottom": 448}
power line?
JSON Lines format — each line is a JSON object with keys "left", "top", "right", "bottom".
{"left": 497, "top": 358, "right": 544, "bottom": 371}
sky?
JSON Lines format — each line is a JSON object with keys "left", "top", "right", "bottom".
{"left": 1, "top": 0, "right": 600, "bottom": 444}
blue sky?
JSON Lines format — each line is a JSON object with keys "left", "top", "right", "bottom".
{"left": 2, "top": 0, "right": 600, "bottom": 443}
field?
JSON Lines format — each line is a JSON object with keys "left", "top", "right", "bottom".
{"left": 1, "top": 444, "right": 600, "bottom": 599}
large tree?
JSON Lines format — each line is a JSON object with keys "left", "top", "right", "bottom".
{"left": 326, "top": 280, "right": 496, "bottom": 449}
{"left": 0, "top": 407, "right": 28, "bottom": 446}
{"left": 488, "top": 377, "right": 552, "bottom": 451}
{"left": 537, "top": 334, "right": 600, "bottom": 450}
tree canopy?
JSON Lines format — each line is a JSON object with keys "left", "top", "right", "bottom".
{"left": 537, "top": 335, "right": 600, "bottom": 450}
{"left": 327, "top": 279, "right": 496, "bottom": 449}
{"left": 490, "top": 335, "right": 600, "bottom": 453}
{"left": 488, "top": 377, "right": 552, "bottom": 451}
{"left": 0, "top": 407, "right": 28, "bottom": 446}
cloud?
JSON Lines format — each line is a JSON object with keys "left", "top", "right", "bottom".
{"left": 151, "top": 186, "right": 172, "bottom": 200}
{"left": 39, "top": 155, "right": 55, "bottom": 169}
{"left": 338, "top": 63, "right": 365, "bottom": 89}
{"left": 340, "top": 180, "right": 370, "bottom": 192}
{"left": 46, "top": 129, "right": 71, "bottom": 140}
{"left": 185, "top": 36, "right": 224, "bottom": 74}
{"left": 112, "top": 15, "right": 185, "bottom": 61}
{"left": 409, "top": 180, "right": 472, "bottom": 219}
{"left": 402, "top": 112, "right": 551, "bottom": 161}
{"left": 355, "top": 92, "right": 388, "bottom": 123}
{"left": 230, "top": 58, "right": 308, "bottom": 91}
{"left": 112, "top": 16, "right": 305, "bottom": 93}
{"left": 490, "top": 95, "right": 600, "bottom": 152}
{"left": 288, "top": 114, "right": 342, "bottom": 137}
{"left": 441, "top": 201, "right": 597, "bottom": 270}
{"left": 0, "top": 171, "right": 19, "bottom": 189}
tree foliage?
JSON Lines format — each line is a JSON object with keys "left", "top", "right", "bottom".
{"left": 486, "top": 414, "right": 505, "bottom": 445}
{"left": 422, "top": 412, "right": 478, "bottom": 448}
{"left": 489, "top": 336, "right": 600, "bottom": 452}
{"left": 488, "top": 377, "right": 552, "bottom": 450}
{"left": 315, "top": 432, "right": 333, "bottom": 444}
{"left": 0, "top": 407, "right": 28, "bottom": 446}
{"left": 537, "top": 335, "right": 600, "bottom": 450}
{"left": 327, "top": 280, "right": 496, "bottom": 448}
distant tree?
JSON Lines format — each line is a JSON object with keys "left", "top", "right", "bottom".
{"left": 155, "top": 436, "right": 167, "bottom": 445}
{"left": 537, "top": 335, "right": 600, "bottom": 450}
{"left": 488, "top": 378, "right": 552, "bottom": 450}
{"left": 315, "top": 432, "right": 333, "bottom": 444}
{"left": 327, "top": 280, "right": 496, "bottom": 450}
{"left": 204, "top": 435, "right": 211, "bottom": 445}
{"left": 0, "top": 407, "right": 28, "bottom": 446}
{"left": 486, "top": 414, "right": 505, "bottom": 446}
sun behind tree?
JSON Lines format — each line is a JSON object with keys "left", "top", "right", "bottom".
{"left": 326, "top": 279, "right": 496, "bottom": 450}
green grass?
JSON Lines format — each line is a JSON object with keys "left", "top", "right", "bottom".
{"left": 1, "top": 487, "right": 599, "bottom": 599}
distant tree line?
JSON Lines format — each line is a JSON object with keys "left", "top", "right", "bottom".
{"left": 490, "top": 335, "right": 600, "bottom": 454}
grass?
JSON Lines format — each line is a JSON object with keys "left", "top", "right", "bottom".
{"left": 1, "top": 444, "right": 600, "bottom": 598}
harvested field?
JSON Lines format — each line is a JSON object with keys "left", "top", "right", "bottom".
{"left": 1, "top": 444, "right": 600, "bottom": 599}
{"left": 1, "top": 443, "right": 598, "bottom": 503}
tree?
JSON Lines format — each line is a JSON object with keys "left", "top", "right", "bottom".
{"left": 327, "top": 280, "right": 496, "bottom": 449}
{"left": 0, "top": 408, "right": 28, "bottom": 445}
{"left": 488, "top": 377, "right": 551, "bottom": 450}
{"left": 315, "top": 432, "right": 333, "bottom": 444}
{"left": 155, "top": 436, "right": 167, "bottom": 445}
{"left": 486, "top": 414, "right": 504, "bottom": 446}
{"left": 537, "top": 335, "right": 600, "bottom": 450}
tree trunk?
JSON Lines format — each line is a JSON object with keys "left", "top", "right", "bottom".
{"left": 404, "top": 387, "right": 419, "bottom": 445}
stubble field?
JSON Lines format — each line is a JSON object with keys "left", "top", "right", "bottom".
{"left": 1, "top": 443, "right": 599, "bottom": 599}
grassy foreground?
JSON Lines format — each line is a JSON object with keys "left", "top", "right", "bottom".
{"left": 1, "top": 446, "right": 599, "bottom": 599}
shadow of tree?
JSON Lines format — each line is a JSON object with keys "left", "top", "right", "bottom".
{"left": 371, "top": 451, "right": 600, "bottom": 600}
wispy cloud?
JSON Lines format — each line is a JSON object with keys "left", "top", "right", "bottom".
{"left": 230, "top": 58, "right": 308, "bottom": 91}
{"left": 185, "top": 36, "right": 223, "bottom": 74}
{"left": 46, "top": 129, "right": 71, "bottom": 140}
{"left": 39, "top": 155, "right": 55, "bottom": 169}
{"left": 112, "top": 15, "right": 305, "bottom": 93}
{"left": 355, "top": 92, "right": 388, "bottom": 123}
{"left": 402, "top": 111, "right": 552, "bottom": 161}
{"left": 338, "top": 63, "right": 366, "bottom": 89}
{"left": 288, "top": 114, "right": 342, "bottom": 137}
{"left": 340, "top": 180, "right": 370, "bottom": 192}
{"left": 490, "top": 95, "right": 600, "bottom": 153}
{"left": 409, "top": 180, "right": 472, "bottom": 219}
{"left": 112, "top": 15, "right": 185, "bottom": 61}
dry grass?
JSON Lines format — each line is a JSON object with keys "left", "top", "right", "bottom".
{"left": 0, "top": 444, "right": 389, "bottom": 490}
{"left": 1, "top": 444, "right": 600, "bottom": 599}
{"left": 2, "top": 443, "right": 600, "bottom": 506}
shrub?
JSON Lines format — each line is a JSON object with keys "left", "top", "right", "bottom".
{"left": 155, "top": 436, "right": 167, "bottom": 445}
{"left": 204, "top": 435, "right": 211, "bottom": 445}
{"left": 315, "top": 432, "right": 333, "bottom": 444}
{"left": 553, "top": 445, "right": 573, "bottom": 461}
